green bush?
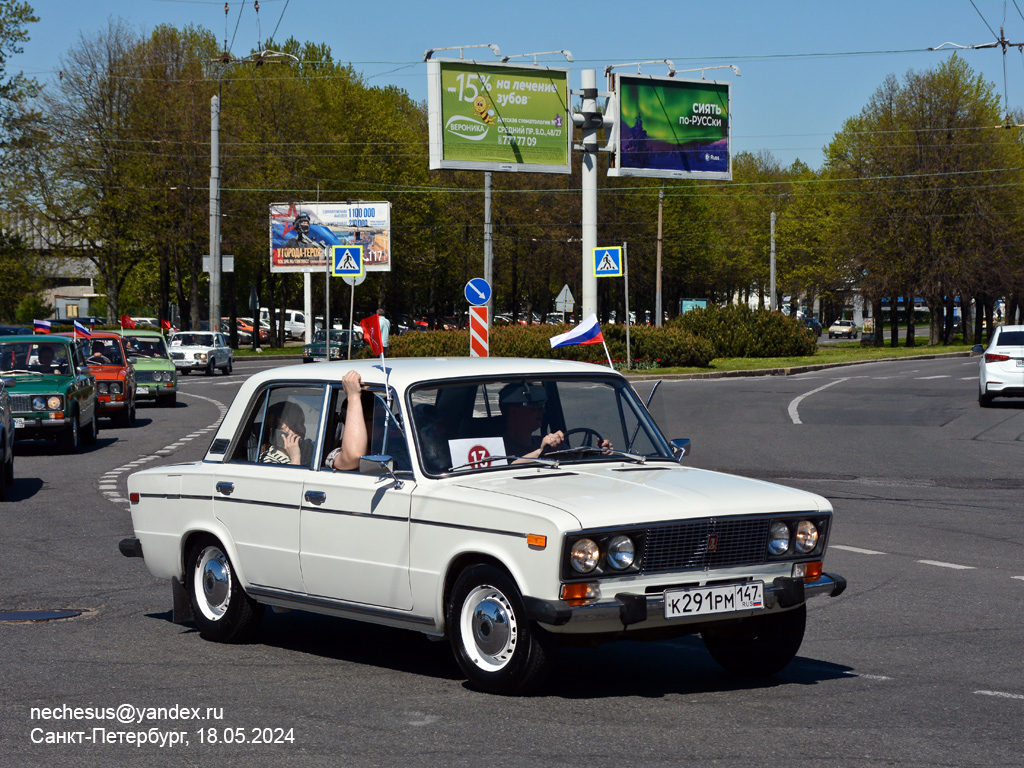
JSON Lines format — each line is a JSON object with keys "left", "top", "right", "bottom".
{"left": 671, "top": 305, "right": 816, "bottom": 358}
{"left": 385, "top": 322, "right": 715, "bottom": 368}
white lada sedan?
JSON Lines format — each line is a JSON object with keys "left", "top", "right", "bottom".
{"left": 120, "top": 358, "right": 845, "bottom": 694}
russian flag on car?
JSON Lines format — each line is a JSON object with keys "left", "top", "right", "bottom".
{"left": 73, "top": 320, "right": 91, "bottom": 339}
{"left": 549, "top": 314, "right": 605, "bottom": 348}
{"left": 33, "top": 319, "right": 51, "bottom": 334}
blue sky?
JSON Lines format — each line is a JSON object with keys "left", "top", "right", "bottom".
{"left": 15, "top": 1, "right": 1024, "bottom": 169}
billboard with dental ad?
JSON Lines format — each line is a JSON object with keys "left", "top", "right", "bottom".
{"left": 609, "top": 74, "right": 732, "bottom": 180}
{"left": 269, "top": 202, "right": 391, "bottom": 274}
{"left": 427, "top": 59, "right": 571, "bottom": 174}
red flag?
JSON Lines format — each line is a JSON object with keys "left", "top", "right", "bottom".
{"left": 359, "top": 314, "right": 383, "bottom": 356}
{"left": 160, "top": 319, "right": 172, "bottom": 330}
{"left": 119, "top": 315, "right": 135, "bottom": 329}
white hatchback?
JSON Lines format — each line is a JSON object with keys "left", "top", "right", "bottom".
{"left": 976, "top": 325, "right": 1024, "bottom": 406}
{"left": 120, "top": 358, "right": 846, "bottom": 694}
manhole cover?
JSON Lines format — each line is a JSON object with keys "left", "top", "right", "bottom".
{"left": 0, "top": 610, "right": 84, "bottom": 623}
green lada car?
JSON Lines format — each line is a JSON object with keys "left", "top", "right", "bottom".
{"left": 117, "top": 330, "right": 177, "bottom": 407}
{"left": 0, "top": 334, "right": 99, "bottom": 452}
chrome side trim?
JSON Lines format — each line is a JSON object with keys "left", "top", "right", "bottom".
{"left": 247, "top": 585, "right": 435, "bottom": 627}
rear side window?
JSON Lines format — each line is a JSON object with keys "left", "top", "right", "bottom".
{"left": 996, "top": 330, "right": 1024, "bottom": 346}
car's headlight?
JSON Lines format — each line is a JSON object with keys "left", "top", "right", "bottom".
{"left": 768, "top": 521, "right": 791, "bottom": 556}
{"left": 330, "top": 348, "right": 341, "bottom": 358}
{"left": 606, "top": 535, "right": 636, "bottom": 570}
{"left": 47, "top": 395, "right": 62, "bottom": 410}
{"left": 795, "top": 520, "right": 819, "bottom": 553}
{"left": 196, "top": 353, "right": 207, "bottom": 361}
{"left": 97, "top": 382, "right": 109, "bottom": 394}
{"left": 569, "top": 538, "right": 600, "bottom": 573}
{"left": 32, "top": 396, "right": 46, "bottom": 410}
{"left": 109, "top": 382, "right": 123, "bottom": 395}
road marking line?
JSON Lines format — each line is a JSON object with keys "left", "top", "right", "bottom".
{"left": 845, "top": 672, "right": 894, "bottom": 681}
{"left": 976, "top": 690, "right": 1024, "bottom": 700}
{"left": 917, "top": 560, "right": 974, "bottom": 570}
{"left": 916, "top": 375, "right": 950, "bottom": 380}
{"left": 1012, "top": 576, "right": 1024, "bottom": 582}
{"left": 788, "top": 377, "right": 849, "bottom": 425}
{"left": 832, "top": 545, "right": 886, "bottom": 555}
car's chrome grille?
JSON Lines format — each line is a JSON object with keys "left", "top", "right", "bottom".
{"left": 11, "top": 394, "right": 39, "bottom": 411}
{"left": 641, "top": 518, "right": 769, "bottom": 574}
{"left": 169, "top": 352, "right": 184, "bottom": 360}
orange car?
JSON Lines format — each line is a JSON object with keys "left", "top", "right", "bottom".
{"left": 62, "top": 332, "right": 137, "bottom": 427}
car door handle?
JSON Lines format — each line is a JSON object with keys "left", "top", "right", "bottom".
{"left": 215, "top": 481, "right": 234, "bottom": 496}
{"left": 304, "top": 490, "right": 326, "bottom": 506}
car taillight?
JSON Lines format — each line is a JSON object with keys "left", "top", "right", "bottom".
{"left": 985, "top": 353, "right": 1011, "bottom": 363}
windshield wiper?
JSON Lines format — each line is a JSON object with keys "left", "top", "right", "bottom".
{"left": 447, "top": 455, "right": 560, "bottom": 472}
{"left": 544, "top": 446, "right": 647, "bottom": 464}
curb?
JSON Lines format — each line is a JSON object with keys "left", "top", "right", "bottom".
{"left": 623, "top": 350, "right": 975, "bottom": 382}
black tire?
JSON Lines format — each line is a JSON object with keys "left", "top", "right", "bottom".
{"left": 702, "top": 604, "right": 806, "bottom": 677}
{"left": 115, "top": 400, "right": 132, "bottom": 428}
{"left": 160, "top": 392, "right": 177, "bottom": 408}
{"left": 180, "top": 369, "right": 191, "bottom": 376}
{"left": 447, "top": 564, "right": 552, "bottom": 695}
{"left": 57, "top": 412, "right": 80, "bottom": 454}
{"left": 979, "top": 389, "right": 994, "bottom": 407}
{"left": 83, "top": 410, "right": 98, "bottom": 445}
{"left": 185, "top": 536, "right": 263, "bottom": 643}
{"left": 222, "top": 358, "right": 232, "bottom": 375}
{"left": 0, "top": 442, "right": 9, "bottom": 501}
{"left": 205, "top": 359, "right": 214, "bottom": 376}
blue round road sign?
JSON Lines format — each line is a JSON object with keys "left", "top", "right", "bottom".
{"left": 464, "top": 278, "right": 491, "bottom": 306}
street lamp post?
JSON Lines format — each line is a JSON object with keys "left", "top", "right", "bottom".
{"left": 208, "top": 51, "right": 298, "bottom": 334}
{"left": 769, "top": 192, "right": 790, "bottom": 312}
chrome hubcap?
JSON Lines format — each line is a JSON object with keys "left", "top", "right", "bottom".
{"left": 461, "top": 585, "right": 517, "bottom": 671}
{"left": 196, "top": 547, "right": 231, "bottom": 619}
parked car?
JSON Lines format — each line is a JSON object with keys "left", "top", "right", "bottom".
{"left": 0, "top": 325, "right": 32, "bottom": 336}
{"left": 0, "top": 374, "right": 14, "bottom": 499}
{"left": 0, "top": 334, "right": 98, "bottom": 452}
{"left": 120, "top": 358, "right": 846, "bottom": 695}
{"left": 803, "top": 317, "right": 822, "bottom": 338}
{"left": 131, "top": 317, "right": 160, "bottom": 329}
{"left": 62, "top": 332, "right": 137, "bottom": 427}
{"left": 117, "top": 330, "right": 177, "bottom": 407}
{"left": 169, "top": 331, "right": 233, "bottom": 376}
{"left": 827, "top": 319, "right": 859, "bottom": 339}
{"left": 260, "top": 308, "right": 308, "bottom": 341}
{"left": 301, "top": 329, "right": 363, "bottom": 362}
{"left": 975, "top": 324, "right": 1024, "bottom": 406}
{"left": 237, "top": 317, "right": 270, "bottom": 344}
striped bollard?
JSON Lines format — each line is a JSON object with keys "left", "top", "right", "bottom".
{"left": 469, "top": 306, "right": 489, "bottom": 357}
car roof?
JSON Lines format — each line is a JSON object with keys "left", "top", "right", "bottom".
{"left": 243, "top": 357, "right": 621, "bottom": 393}
{"left": 0, "top": 334, "right": 74, "bottom": 345}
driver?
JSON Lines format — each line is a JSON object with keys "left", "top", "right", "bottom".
{"left": 499, "top": 382, "right": 613, "bottom": 460}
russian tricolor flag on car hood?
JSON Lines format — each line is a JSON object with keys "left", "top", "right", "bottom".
{"left": 549, "top": 314, "right": 604, "bottom": 348}
{"left": 73, "top": 320, "right": 91, "bottom": 339}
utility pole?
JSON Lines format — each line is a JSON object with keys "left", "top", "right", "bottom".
{"left": 656, "top": 185, "right": 664, "bottom": 326}
{"left": 575, "top": 69, "right": 602, "bottom": 319}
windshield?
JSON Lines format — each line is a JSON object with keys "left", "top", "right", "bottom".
{"left": 87, "top": 339, "right": 126, "bottom": 366}
{"left": 122, "top": 334, "right": 169, "bottom": 359}
{"left": 408, "top": 375, "right": 674, "bottom": 476}
{"left": 0, "top": 341, "right": 72, "bottom": 374}
{"left": 171, "top": 333, "right": 214, "bottom": 347}
{"left": 311, "top": 330, "right": 350, "bottom": 344}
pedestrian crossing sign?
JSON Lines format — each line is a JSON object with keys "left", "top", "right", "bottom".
{"left": 331, "top": 245, "right": 364, "bottom": 277}
{"left": 593, "top": 246, "right": 623, "bottom": 277}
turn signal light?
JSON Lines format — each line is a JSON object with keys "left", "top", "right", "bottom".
{"left": 560, "top": 583, "right": 599, "bottom": 605}
{"left": 527, "top": 534, "right": 547, "bottom": 550}
{"left": 793, "top": 561, "right": 823, "bottom": 582}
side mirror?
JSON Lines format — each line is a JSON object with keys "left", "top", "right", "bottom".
{"left": 127, "top": 357, "right": 138, "bottom": 365}
{"left": 670, "top": 438, "right": 691, "bottom": 461}
{"left": 77, "top": 365, "right": 91, "bottom": 375}
{"left": 1, "top": 376, "right": 15, "bottom": 389}
{"left": 359, "top": 454, "right": 404, "bottom": 489}
{"left": 971, "top": 344, "right": 985, "bottom": 356}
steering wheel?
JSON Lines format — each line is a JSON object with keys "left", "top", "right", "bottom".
{"left": 563, "top": 427, "right": 604, "bottom": 449}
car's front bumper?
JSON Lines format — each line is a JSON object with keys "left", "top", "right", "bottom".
{"left": 525, "top": 573, "right": 847, "bottom": 632}
{"left": 13, "top": 412, "right": 70, "bottom": 438}
{"left": 135, "top": 382, "right": 177, "bottom": 399}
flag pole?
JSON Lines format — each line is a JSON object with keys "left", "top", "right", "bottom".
{"left": 602, "top": 338, "right": 614, "bottom": 369}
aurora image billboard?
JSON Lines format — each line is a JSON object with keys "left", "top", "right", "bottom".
{"left": 269, "top": 202, "right": 391, "bottom": 274}
{"left": 609, "top": 74, "right": 732, "bottom": 180}
{"left": 427, "top": 59, "right": 571, "bottom": 174}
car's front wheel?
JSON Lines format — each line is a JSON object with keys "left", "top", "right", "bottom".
{"left": 57, "top": 413, "right": 80, "bottom": 453}
{"left": 222, "top": 358, "right": 232, "bottom": 375}
{"left": 447, "top": 564, "right": 552, "bottom": 695}
{"left": 185, "top": 536, "right": 263, "bottom": 643}
{"left": 702, "top": 604, "right": 806, "bottom": 677}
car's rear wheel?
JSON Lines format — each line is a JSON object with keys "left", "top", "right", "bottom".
{"left": 979, "top": 388, "right": 994, "bottom": 407}
{"left": 186, "top": 536, "right": 263, "bottom": 643}
{"left": 702, "top": 604, "right": 806, "bottom": 677}
{"left": 447, "top": 564, "right": 552, "bottom": 695}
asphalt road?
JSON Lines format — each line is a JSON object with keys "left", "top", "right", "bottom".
{"left": 2, "top": 355, "right": 1022, "bottom": 766}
